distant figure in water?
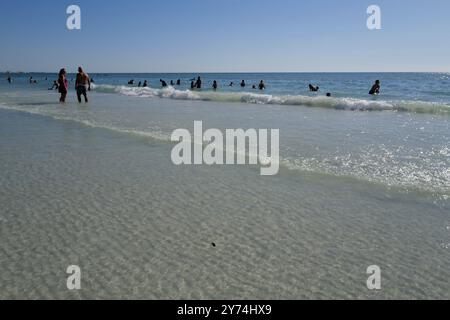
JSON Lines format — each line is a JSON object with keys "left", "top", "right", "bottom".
{"left": 240, "top": 80, "right": 246, "bottom": 88}
{"left": 75, "top": 66, "right": 91, "bottom": 103}
{"left": 170, "top": 80, "right": 174, "bottom": 86}
{"left": 309, "top": 84, "right": 319, "bottom": 92}
{"left": 49, "top": 80, "right": 59, "bottom": 90}
{"left": 57, "top": 68, "right": 68, "bottom": 103}
{"left": 143, "top": 80, "right": 148, "bottom": 87}
{"left": 90, "top": 78, "right": 95, "bottom": 83}
{"left": 128, "top": 80, "right": 134, "bottom": 85}
{"left": 29, "top": 77, "right": 37, "bottom": 84}
{"left": 252, "top": 85, "right": 256, "bottom": 89}
{"left": 326, "top": 93, "right": 331, "bottom": 97}
{"left": 212, "top": 80, "right": 218, "bottom": 90}
{"left": 138, "top": 81, "right": 142, "bottom": 87}
{"left": 190, "top": 81, "right": 195, "bottom": 89}
{"left": 176, "top": 79, "right": 181, "bottom": 85}
{"left": 160, "top": 79, "right": 168, "bottom": 87}
{"left": 195, "top": 76, "right": 202, "bottom": 89}
{"left": 369, "top": 80, "right": 381, "bottom": 95}
{"left": 258, "top": 80, "right": 265, "bottom": 90}
{"left": 7, "top": 76, "right": 12, "bottom": 83}
{"left": 229, "top": 82, "right": 234, "bottom": 87}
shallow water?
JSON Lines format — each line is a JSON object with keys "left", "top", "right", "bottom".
{"left": 0, "top": 73, "right": 449, "bottom": 299}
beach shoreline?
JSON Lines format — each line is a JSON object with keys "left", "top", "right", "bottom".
{"left": 1, "top": 107, "right": 449, "bottom": 299}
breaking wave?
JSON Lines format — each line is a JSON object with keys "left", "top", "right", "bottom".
{"left": 92, "top": 84, "right": 450, "bottom": 115}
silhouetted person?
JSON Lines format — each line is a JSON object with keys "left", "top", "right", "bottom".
{"left": 190, "top": 81, "right": 195, "bottom": 89}
{"left": 143, "top": 80, "right": 148, "bottom": 87}
{"left": 309, "top": 84, "right": 319, "bottom": 92}
{"left": 90, "top": 78, "right": 94, "bottom": 83}
{"left": 195, "top": 76, "right": 202, "bottom": 89}
{"left": 75, "top": 66, "right": 91, "bottom": 103}
{"left": 252, "top": 85, "right": 256, "bottom": 89}
{"left": 212, "top": 80, "right": 218, "bottom": 90}
{"left": 229, "top": 82, "right": 234, "bottom": 87}
{"left": 7, "top": 76, "right": 12, "bottom": 83}
{"left": 369, "top": 80, "right": 381, "bottom": 95}
{"left": 176, "top": 79, "right": 181, "bottom": 85}
{"left": 170, "top": 80, "right": 175, "bottom": 86}
{"left": 49, "top": 80, "right": 59, "bottom": 90}
{"left": 326, "top": 93, "right": 331, "bottom": 97}
{"left": 258, "top": 80, "right": 265, "bottom": 90}
{"left": 240, "top": 80, "right": 246, "bottom": 88}
{"left": 58, "top": 68, "right": 68, "bottom": 103}
{"left": 138, "top": 81, "right": 142, "bottom": 87}
{"left": 128, "top": 80, "right": 134, "bottom": 85}
{"left": 160, "top": 79, "right": 168, "bottom": 87}
{"left": 29, "top": 77, "right": 37, "bottom": 84}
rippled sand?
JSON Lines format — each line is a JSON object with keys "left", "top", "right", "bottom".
{"left": 0, "top": 109, "right": 449, "bottom": 299}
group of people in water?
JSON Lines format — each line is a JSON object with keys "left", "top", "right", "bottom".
{"left": 128, "top": 79, "right": 149, "bottom": 87}
{"left": 126, "top": 76, "right": 268, "bottom": 91}
{"left": 5, "top": 68, "right": 93, "bottom": 103}
{"left": 229, "top": 80, "right": 266, "bottom": 90}
{"left": 307, "top": 80, "right": 381, "bottom": 96}
{"left": 5, "top": 73, "right": 382, "bottom": 101}
{"left": 54, "top": 67, "right": 91, "bottom": 103}
{"left": 124, "top": 76, "right": 381, "bottom": 96}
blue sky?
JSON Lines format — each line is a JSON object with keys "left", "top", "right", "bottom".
{"left": 1, "top": 0, "right": 449, "bottom": 73}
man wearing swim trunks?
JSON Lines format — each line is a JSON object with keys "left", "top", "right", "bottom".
{"left": 75, "top": 66, "right": 91, "bottom": 103}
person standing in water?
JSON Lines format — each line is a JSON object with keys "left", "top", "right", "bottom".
{"left": 240, "top": 80, "right": 246, "bottom": 88}
{"left": 143, "top": 80, "right": 148, "bottom": 87}
{"left": 75, "top": 66, "right": 91, "bottom": 103}
{"left": 58, "top": 68, "right": 68, "bottom": 103}
{"left": 212, "top": 80, "right": 218, "bottom": 90}
{"left": 49, "top": 80, "right": 59, "bottom": 90}
{"left": 176, "top": 79, "right": 181, "bottom": 85}
{"left": 160, "top": 79, "right": 168, "bottom": 87}
{"left": 7, "top": 75, "right": 12, "bottom": 83}
{"left": 195, "top": 76, "right": 202, "bottom": 89}
{"left": 258, "top": 80, "right": 266, "bottom": 90}
{"left": 369, "top": 80, "right": 381, "bottom": 95}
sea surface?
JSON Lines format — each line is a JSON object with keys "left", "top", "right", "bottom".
{"left": 0, "top": 72, "right": 449, "bottom": 299}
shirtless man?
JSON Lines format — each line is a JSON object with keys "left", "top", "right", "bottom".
{"left": 75, "top": 66, "right": 91, "bottom": 103}
{"left": 369, "top": 80, "right": 381, "bottom": 95}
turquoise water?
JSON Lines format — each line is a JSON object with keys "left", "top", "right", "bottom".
{"left": 2, "top": 73, "right": 449, "bottom": 195}
{"left": 0, "top": 73, "right": 449, "bottom": 299}
{"left": 5, "top": 72, "right": 450, "bottom": 110}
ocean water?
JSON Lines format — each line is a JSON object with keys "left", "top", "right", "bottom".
{"left": 0, "top": 73, "right": 449, "bottom": 299}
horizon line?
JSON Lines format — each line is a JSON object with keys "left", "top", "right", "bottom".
{"left": 2, "top": 70, "right": 450, "bottom": 74}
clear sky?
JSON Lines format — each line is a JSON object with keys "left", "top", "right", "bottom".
{"left": 1, "top": 0, "right": 449, "bottom": 73}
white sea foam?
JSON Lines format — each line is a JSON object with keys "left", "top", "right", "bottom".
{"left": 91, "top": 84, "right": 450, "bottom": 115}
{"left": 1, "top": 101, "right": 448, "bottom": 195}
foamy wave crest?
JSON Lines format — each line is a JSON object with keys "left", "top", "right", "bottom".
{"left": 92, "top": 84, "right": 203, "bottom": 101}
{"left": 91, "top": 84, "right": 450, "bottom": 115}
